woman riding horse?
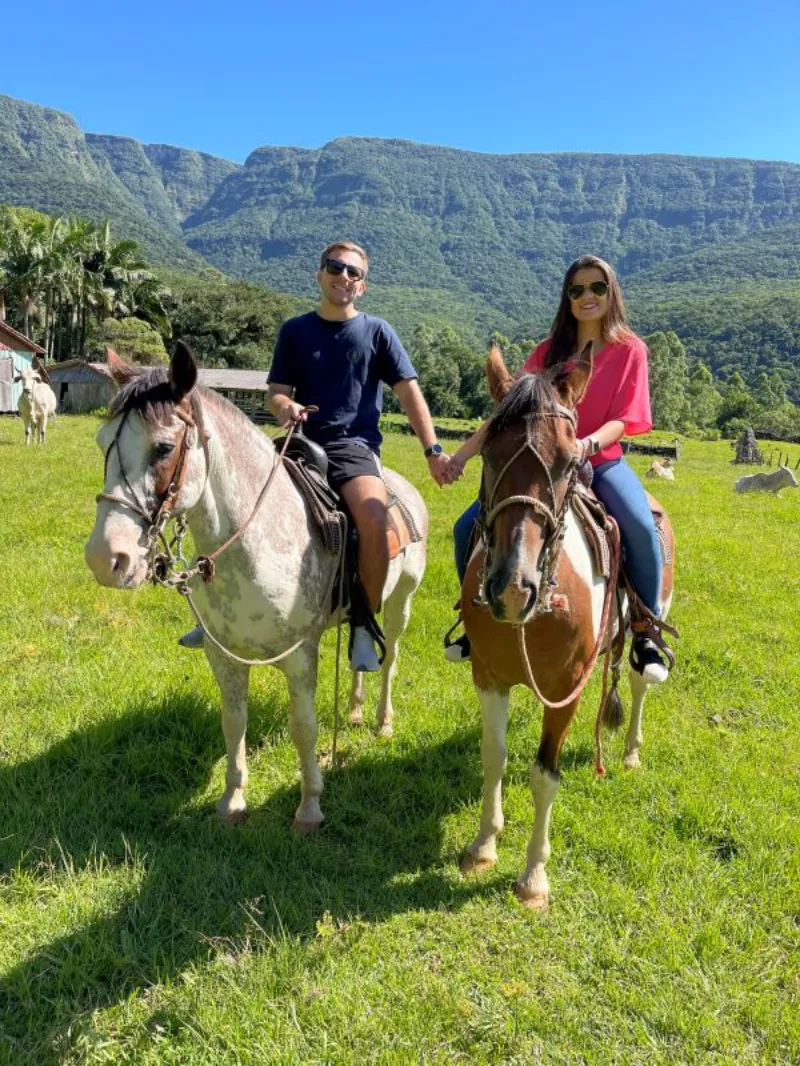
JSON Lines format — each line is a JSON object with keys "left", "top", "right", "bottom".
{"left": 446, "top": 255, "right": 674, "bottom": 680}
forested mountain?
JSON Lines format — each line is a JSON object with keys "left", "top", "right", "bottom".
{"left": 0, "top": 96, "right": 202, "bottom": 269}
{"left": 2, "top": 92, "right": 799, "bottom": 397}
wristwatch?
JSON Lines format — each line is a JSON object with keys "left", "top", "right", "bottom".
{"left": 424, "top": 442, "right": 444, "bottom": 458}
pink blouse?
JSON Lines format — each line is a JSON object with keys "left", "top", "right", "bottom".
{"left": 522, "top": 335, "right": 652, "bottom": 466}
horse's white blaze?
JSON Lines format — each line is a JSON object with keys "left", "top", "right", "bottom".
{"left": 86, "top": 384, "right": 427, "bottom": 826}
{"left": 563, "top": 507, "right": 606, "bottom": 638}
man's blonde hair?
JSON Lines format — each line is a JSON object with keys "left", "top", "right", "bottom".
{"left": 319, "top": 241, "right": 369, "bottom": 275}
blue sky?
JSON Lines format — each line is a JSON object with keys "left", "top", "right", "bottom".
{"left": 4, "top": 0, "right": 799, "bottom": 165}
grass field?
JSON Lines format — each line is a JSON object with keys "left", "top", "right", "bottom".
{"left": 0, "top": 414, "right": 798, "bottom": 1065}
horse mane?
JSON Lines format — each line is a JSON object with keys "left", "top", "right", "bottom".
{"left": 108, "top": 366, "right": 267, "bottom": 440}
{"left": 108, "top": 366, "right": 177, "bottom": 427}
{"left": 485, "top": 372, "right": 558, "bottom": 443}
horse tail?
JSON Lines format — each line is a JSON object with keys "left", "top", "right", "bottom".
{"left": 601, "top": 682, "right": 625, "bottom": 732}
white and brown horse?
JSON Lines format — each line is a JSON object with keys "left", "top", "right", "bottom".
{"left": 85, "top": 343, "right": 428, "bottom": 830}
{"left": 460, "top": 348, "right": 675, "bottom": 908}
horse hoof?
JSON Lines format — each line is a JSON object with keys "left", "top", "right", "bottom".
{"left": 377, "top": 723, "right": 394, "bottom": 739}
{"left": 460, "top": 853, "right": 496, "bottom": 877}
{"left": 349, "top": 707, "right": 364, "bottom": 725}
{"left": 291, "top": 817, "right": 323, "bottom": 835}
{"left": 623, "top": 752, "right": 641, "bottom": 770}
{"left": 218, "top": 807, "right": 246, "bottom": 827}
{"left": 514, "top": 884, "right": 549, "bottom": 910}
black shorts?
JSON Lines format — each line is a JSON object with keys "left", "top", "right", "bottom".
{"left": 324, "top": 440, "right": 383, "bottom": 492}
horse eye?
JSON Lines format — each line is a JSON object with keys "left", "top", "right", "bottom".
{"left": 152, "top": 442, "right": 174, "bottom": 462}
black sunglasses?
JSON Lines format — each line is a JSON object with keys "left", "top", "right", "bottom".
{"left": 323, "top": 257, "right": 365, "bottom": 281}
{"left": 567, "top": 280, "right": 609, "bottom": 300}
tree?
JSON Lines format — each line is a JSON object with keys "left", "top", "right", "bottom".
{"left": 645, "top": 330, "right": 690, "bottom": 430}
{"left": 90, "top": 318, "right": 168, "bottom": 365}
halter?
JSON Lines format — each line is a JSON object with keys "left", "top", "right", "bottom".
{"left": 480, "top": 402, "right": 579, "bottom": 614}
{"left": 97, "top": 394, "right": 209, "bottom": 582}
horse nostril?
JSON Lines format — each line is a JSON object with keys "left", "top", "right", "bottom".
{"left": 111, "top": 553, "right": 130, "bottom": 575}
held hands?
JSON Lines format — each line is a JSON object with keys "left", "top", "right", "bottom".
{"left": 428, "top": 451, "right": 467, "bottom": 487}
{"left": 427, "top": 450, "right": 452, "bottom": 487}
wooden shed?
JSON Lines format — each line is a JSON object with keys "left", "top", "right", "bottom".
{"left": 0, "top": 322, "right": 46, "bottom": 413}
{"left": 196, "top": 368, "right": 271, "bottom": 423}
{"left": 46, "top": 360, "right": 115, "bottom": 413}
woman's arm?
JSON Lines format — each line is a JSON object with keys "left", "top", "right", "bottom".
{"left": 578, "top": 419, "right": 625, "bottom": 461}
{"left": 447, "top": 420, "right": 490, "bottom": 480}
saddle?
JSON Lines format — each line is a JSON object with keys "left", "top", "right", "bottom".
{"left": 276, "top": 434, "right": 423, "bottom": 562}
{"left": 571, "top": 473, "right": 677, "bottom": 666}
{"left": 275, "top": 434, "right": 423, "bottom": 662}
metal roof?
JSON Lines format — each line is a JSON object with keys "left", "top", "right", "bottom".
{"left": 0, "top": 321, "right": 46, "bottom": 354}
{"left": 197, "top": 369, "right": 269, "bottom": 391}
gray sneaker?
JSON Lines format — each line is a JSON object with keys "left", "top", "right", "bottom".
{"left": 178, "top": 625, "right": 205, "bottom": 649}
{"left": 350, "top": 625, "right": 380, "bottom": 672}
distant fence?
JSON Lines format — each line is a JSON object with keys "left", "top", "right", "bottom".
{"left": 622, "top": 439, "right": 680, "bottom": 460}
{"left": 383, "top": 421, "right": 681, "bottom": 459}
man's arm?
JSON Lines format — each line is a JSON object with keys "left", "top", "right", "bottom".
{"left": 267, "top": 383, "right": 307, "bottom": 428}
{"left": 392, "top": 377, "right": 450, "bottom": 487}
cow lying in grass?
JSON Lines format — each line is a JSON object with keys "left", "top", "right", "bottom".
{"left": 735, "top": 465, "right": 798, "bottom": 494}
{"left": 646, "top": 457, "right": 675, "bottom": 480}
{"left": 14, "top": 366, "right": 57, "bottom": 445}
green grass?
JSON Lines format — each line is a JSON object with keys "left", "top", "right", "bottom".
{"left": 0, "top": 415, "right": 798, "bottom": 1065}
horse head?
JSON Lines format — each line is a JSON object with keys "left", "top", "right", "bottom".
{"left": 479, "top": 343, "right": 593, "bottom": 624}
{"left": 85, "top": 342, "right": 209, "bottom": 589}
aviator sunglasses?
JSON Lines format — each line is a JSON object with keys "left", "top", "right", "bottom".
{"left": 323, "top": 257, "right": 365, "bottom": 282}
{"left": 567, "top": 280, "right": 609, "bottom": 300}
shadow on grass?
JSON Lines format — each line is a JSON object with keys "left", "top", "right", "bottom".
{"left": 0, "top": 691, "right": 492, "bottom": 1063}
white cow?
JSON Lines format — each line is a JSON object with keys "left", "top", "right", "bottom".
{"left": 646, "top": 457, "right": 675, "bottom": 480}
{"left": 14, "top": 366, "right": 57, "bottom": 445}
{"left": 735, "top": 465, "right": 798, "bottom": 494}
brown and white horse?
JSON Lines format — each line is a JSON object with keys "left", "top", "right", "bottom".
{"left": 459, "top": 347, "right": 675, "bottom": 908}
{"left": 85, "top": 343, "right": 428, "bottom": 831}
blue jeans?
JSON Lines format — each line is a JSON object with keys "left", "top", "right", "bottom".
{"left": 452, "top": 458, "right": 661, "bottom": 613}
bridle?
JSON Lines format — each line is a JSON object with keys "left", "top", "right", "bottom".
{"left": 480, "top": 401, "right": 580, "bottom": 614}
{"left": 97, "top": 394, "right": 209, "bottom": 583}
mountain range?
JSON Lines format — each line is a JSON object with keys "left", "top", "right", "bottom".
{"left": 2, "top": 92, "right": 799, "bottom": 390}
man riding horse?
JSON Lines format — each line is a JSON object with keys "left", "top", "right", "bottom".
{"left": 180, "top": 240, "right": 450, "bottom": 671}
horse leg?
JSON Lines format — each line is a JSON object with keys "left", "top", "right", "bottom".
{"left": 349, "top": 671, "right": 366, "bottom": 725}
{"left": 461, "top": 687, "right": 509, "bottom": 876}
{"left": 515, "top": 699, "right": 579, "bottom": 910}
{"left": 624, "top": 667, "right": 649, "bottom": 769}
{"left": 375, "top": 575, "right": 416, "bottom": 737}
{"left": 282, "top": 644, "right": 325, "bottom": 832}
{"left": 205, "top": 647, "right": 250, "bottom": 825}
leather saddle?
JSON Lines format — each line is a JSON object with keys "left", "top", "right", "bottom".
{"left": 274, "top": 433, "right": 422, "bottom": 562}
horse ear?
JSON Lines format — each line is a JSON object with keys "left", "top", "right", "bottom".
{"left": 106, "top": 347, "right": 136, "bottom": 386}
{"left": 170, "top": 340, "right": 197, "bottom": 400}
{"left": 486, "top": 344, "right": 514, "bottom": 404}
{"left": 554, "top": 341, "right": 593, "bottom": 408}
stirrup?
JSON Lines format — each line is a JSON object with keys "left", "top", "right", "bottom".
{"left": 630, "top": 617, "right": 678, "bottom": 672}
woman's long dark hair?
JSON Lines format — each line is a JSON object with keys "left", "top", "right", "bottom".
{"left": 544, "top": 255, "right": 632, "bottom": 369}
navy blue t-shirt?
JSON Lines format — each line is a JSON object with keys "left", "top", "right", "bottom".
{"left": 268, "top": 312, "right": 417, "bottom": 452}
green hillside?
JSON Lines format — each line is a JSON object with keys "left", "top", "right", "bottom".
{"left": 2, "top": 93, "right": 800, "bottom": 396}
{"left": 0, "top": 95, "right": 202, "bottom": 269}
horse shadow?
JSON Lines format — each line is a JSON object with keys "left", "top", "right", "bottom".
{"left": 0, "top": 690, "right": 492, "bottom": 1064}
